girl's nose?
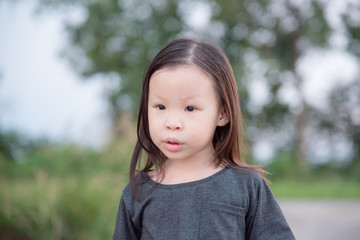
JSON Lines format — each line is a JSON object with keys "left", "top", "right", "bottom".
{"left": 166, "top": 117, "right": 183, "bottom": 130}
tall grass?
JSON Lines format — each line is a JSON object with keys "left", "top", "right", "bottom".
{"left": 270, "top": 179, "right": 360, "bottom": 198}
{"left": 0, "top": 138, "right": 132, "bottom": 240}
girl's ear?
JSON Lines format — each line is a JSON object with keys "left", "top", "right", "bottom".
{"left": 217, "top": 109, "right": 229, "bottom": 127}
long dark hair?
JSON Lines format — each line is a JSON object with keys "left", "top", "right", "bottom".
{"left": 129, "top": 38, "right": 267, "bottom": 198}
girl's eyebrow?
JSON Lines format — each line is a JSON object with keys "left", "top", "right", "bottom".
{"left": 182, "top": 95, "right": 198, "bottom": 101}
{"left": 149, "top": 94, "right": 165, "bottom": 100}
{"left": 150, "top": 93, "right": 199, "bottom": 101}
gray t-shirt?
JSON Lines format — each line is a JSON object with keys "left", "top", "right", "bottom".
{"left": 112, "top": 167, "right": 295, "bottom": 240}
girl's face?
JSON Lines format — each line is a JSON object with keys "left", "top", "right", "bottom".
{"left": 148, "top": 65, "right": 228, "bottom": 165}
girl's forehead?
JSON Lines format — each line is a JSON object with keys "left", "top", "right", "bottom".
{"left": 149, "top": 65, "right": 214, "bottom": 88}
{"left": 151, "top": 64, "right": 211, "bottom": 79}
{"left": 148, "top": 65, "right": 220, "bottom": 102}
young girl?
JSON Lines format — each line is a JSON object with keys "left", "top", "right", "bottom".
{"left": 113, "top": 39, "right": 295, "bottom": 240}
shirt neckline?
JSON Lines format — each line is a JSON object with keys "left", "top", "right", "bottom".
{"left": 142, "top": 166, "right": 229, "bottom": 189}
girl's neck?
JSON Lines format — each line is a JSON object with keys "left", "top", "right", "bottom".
{"left": 155, "top": 158, "right": 224, "bottom": 185}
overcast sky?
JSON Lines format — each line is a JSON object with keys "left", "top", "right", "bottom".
{"left": 0, "top": 1, "right": 109, "bottom": 147}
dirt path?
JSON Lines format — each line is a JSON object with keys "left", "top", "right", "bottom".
{"left": 279, "top": 200, "right": 360, "bottom": 240}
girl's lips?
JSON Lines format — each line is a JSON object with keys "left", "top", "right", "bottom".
{"left": 163, "top": 139, "right": 183, "bottom": 152}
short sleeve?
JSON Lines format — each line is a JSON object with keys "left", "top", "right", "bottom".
{"left": 112, "top": 196, "right": 141, "bottom": 240}
{"left": 245, "top": 178, "right": 295, "bottom": 240}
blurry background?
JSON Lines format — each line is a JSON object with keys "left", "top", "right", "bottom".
{"left": 0, "top": 0, "right": 359, "bottom": 239}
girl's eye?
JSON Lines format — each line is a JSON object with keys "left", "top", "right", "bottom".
{"left": 185, "top": 106, "right": 196, "bottom": 112}
{"left": 157, "top": 105, "right": 166, "bottom": 110}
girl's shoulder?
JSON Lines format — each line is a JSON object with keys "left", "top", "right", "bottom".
{"left": 226, "top": 166, "right": 264, "bottom": 183}
{"left": 223, "top": 166, "right": 270, "bottom": 195}
{"left": 121, "top": 183, "right": 133, "bottom": 199}
{"left": 121, "top": 171, "right": 154, "bottom": 203}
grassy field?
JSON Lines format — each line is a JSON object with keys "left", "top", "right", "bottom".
{"left": 0, "top": 139, "right": 131, "bottom": 240}
{"left": 270, "top": 179, "right": 360, "bottom": 198}
{"left": 1, "top": 139, "right": 359, "bottom": 239}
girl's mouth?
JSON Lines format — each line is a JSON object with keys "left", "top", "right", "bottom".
{"left": 163, "top": 139, "right": 182, "bottom": 152}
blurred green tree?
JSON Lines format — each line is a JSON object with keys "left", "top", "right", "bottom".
{"left": 314, "top": 78, "right": 360, "bottom": 175}
{"left": 211, "top": 0, "right": 337, "bottom": 173}
{"left": 0, "top": 129, "right": 49, "bottom": 162}
{"left": 37, "top": 0, "right": 185, "bottom": 132}
{"left": 30, "top": 0, "right": 359, "bottom": 171}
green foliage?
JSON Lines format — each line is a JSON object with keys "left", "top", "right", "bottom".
{"left": 0, "top": 174, "right": 125, "bottom": 240}
{"left": 0, "top": 211, "right": 33, "bottom": 240}
{"left": 265, "top": 151, "right": 300, "bottom": 180}
{"left": 0, "top": 130, "right": 48, "bottom": 162}
{"left": 265, "top": 149, "right": 360, "bottom": 183}
{"left": 0, "top": 138, "right": 132, "bottom": 240}
{"left": 61, "top": 0, "right": 184, "bottom": 121}
{"left": 349, "top": 160, "right": 360, "bottom": 182}
{"left": 30, "top": 0, "right": 360, "bottom": 170}
{"left": 265, "top": 152, "right": 360, "bottom": 198}
{"left": 270, "top": 179, "right": 360, "bottom": 198}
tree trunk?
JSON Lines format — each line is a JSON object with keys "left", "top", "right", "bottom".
{"left": 294, "top": 93, "right": 309, "bottom": 176}
{"left": 287, "top": 0, "right": 310, "bottom": 175}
